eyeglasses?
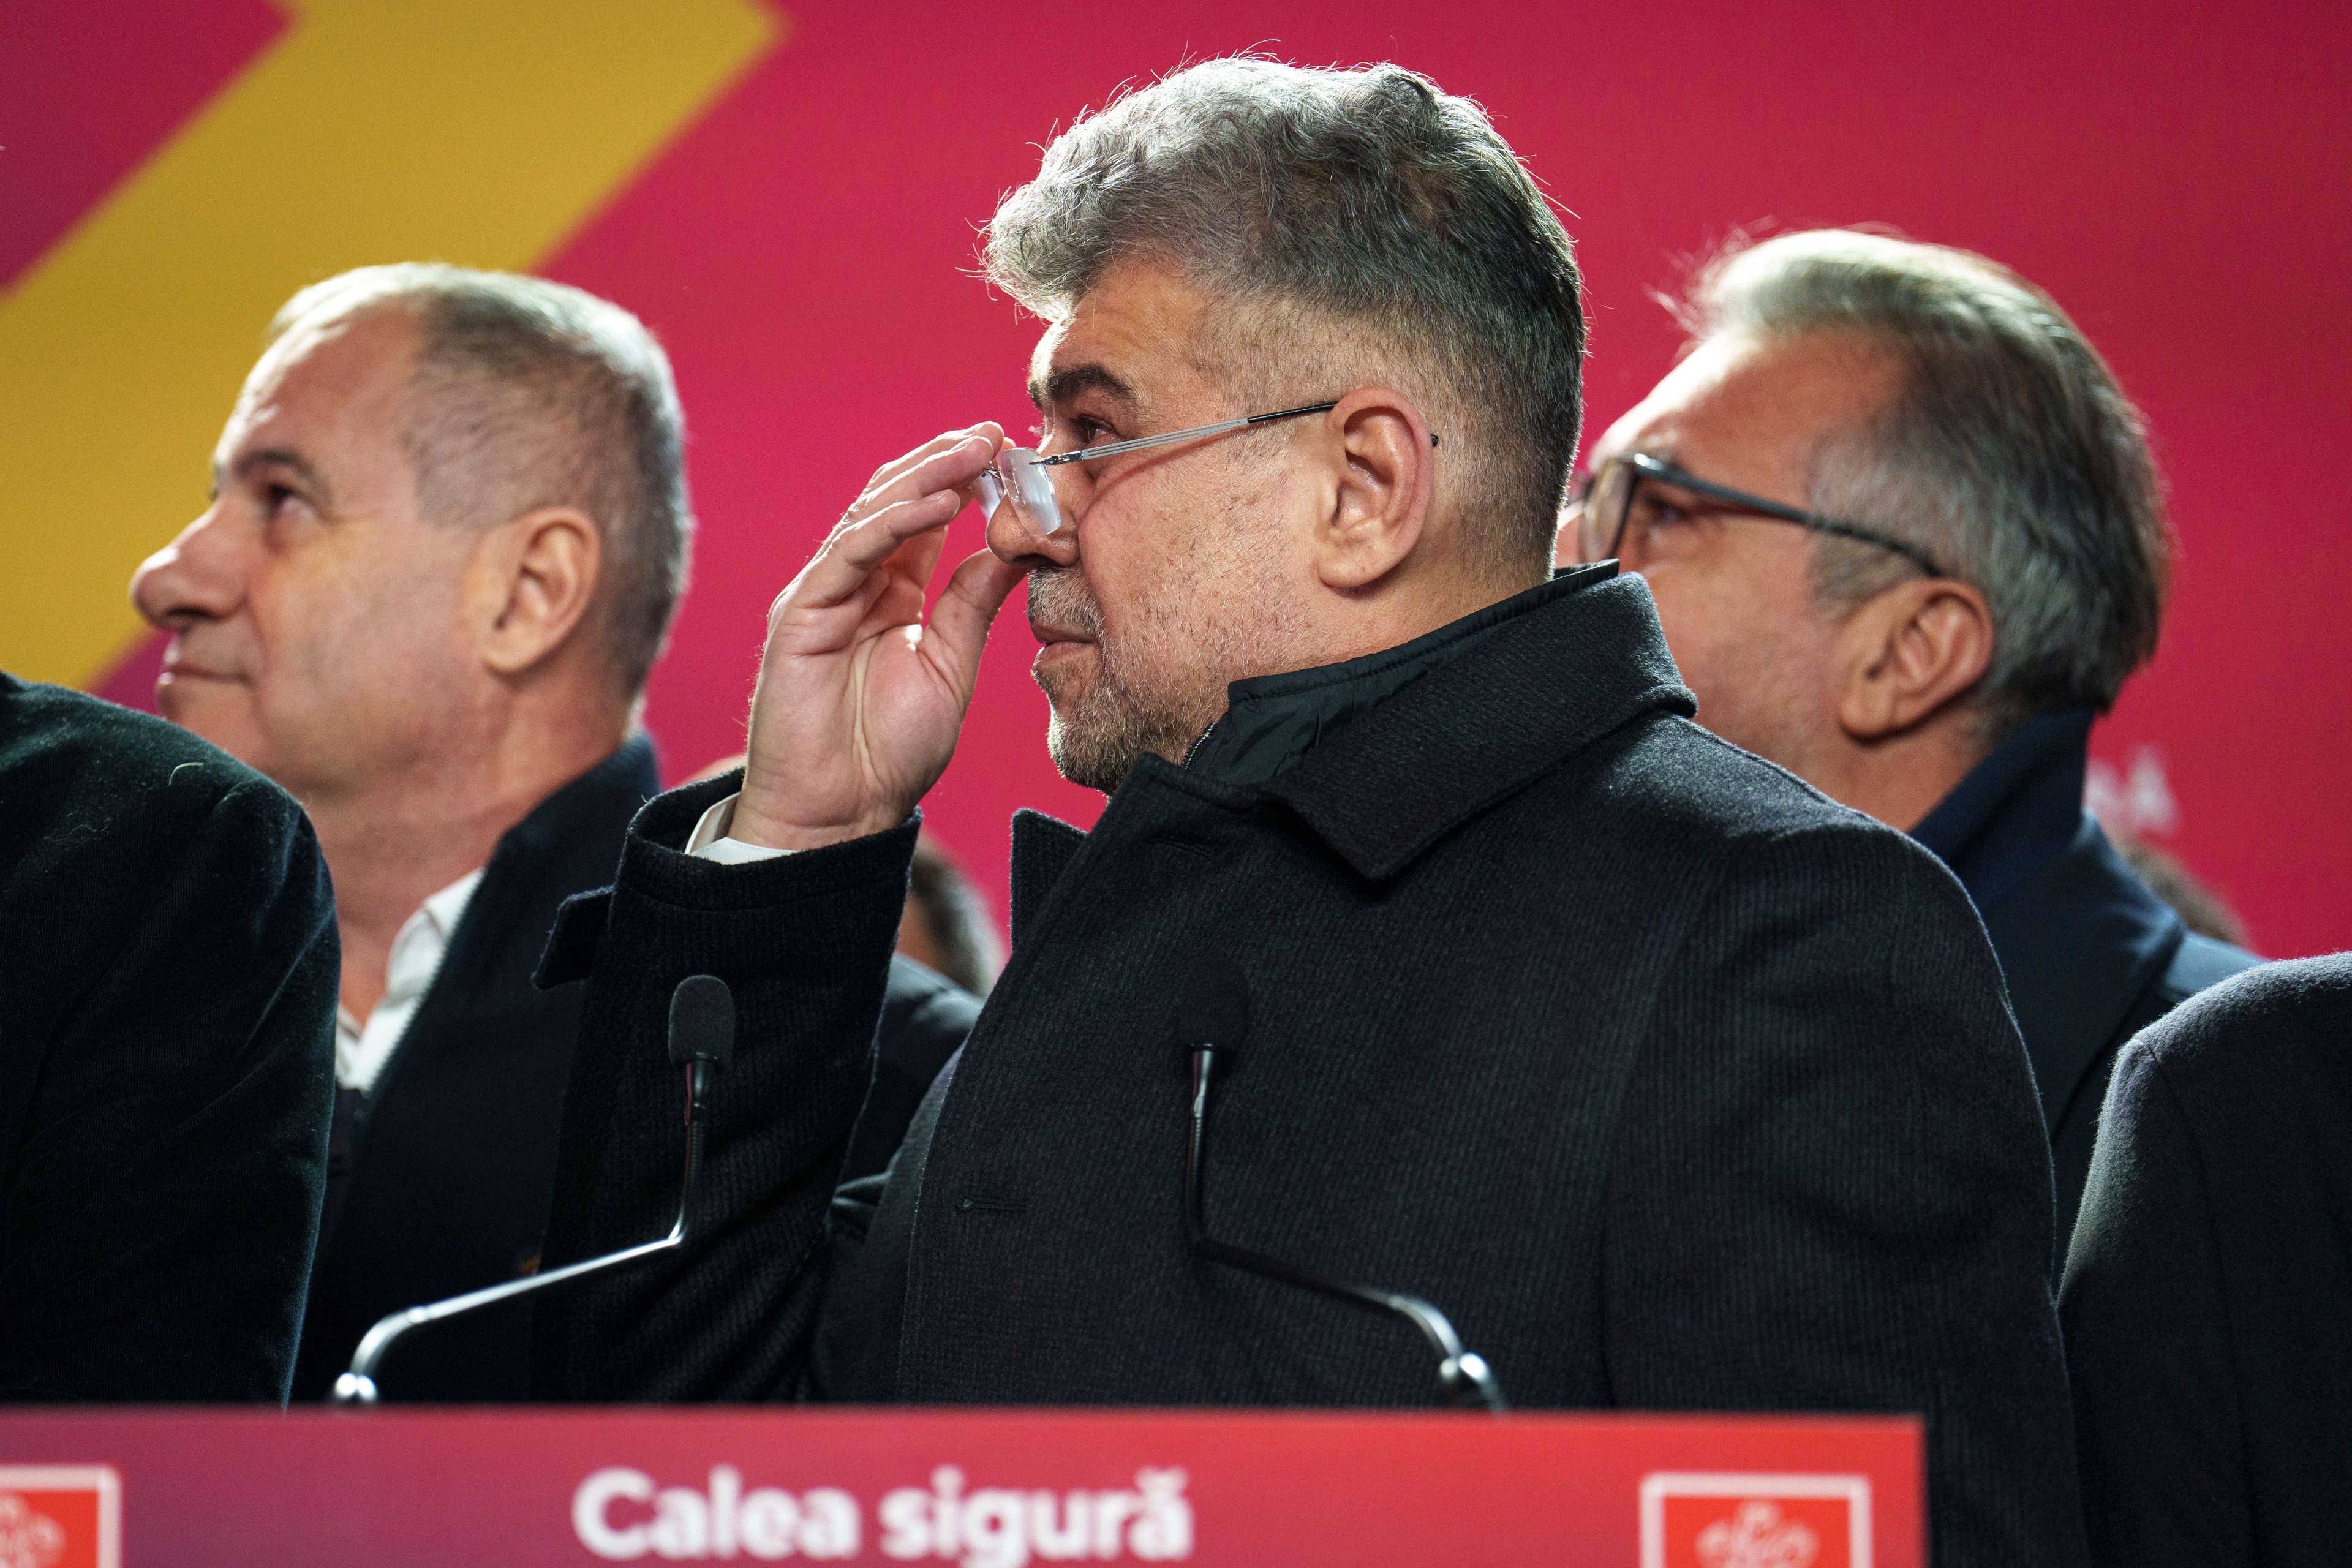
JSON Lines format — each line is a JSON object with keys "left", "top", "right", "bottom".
{"left": 977, "top": 400, "right": 1340, "bottom": 536}
{"left": 1567, "top": 452, "right": 1947, "bottom": 579}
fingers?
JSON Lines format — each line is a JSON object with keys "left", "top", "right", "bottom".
{"left": 921, "top": 547, "right": 1027, "bottom": 697}
{"left": 766, "top": 423, "right": 1016, "bottom": 650}
{"left": 787, "top": 486, "right": 968, "bottom": 617}
{"left": 855, "top": 424, "right": 1006, "bottom": 514}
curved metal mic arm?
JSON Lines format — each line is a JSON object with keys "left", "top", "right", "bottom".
{"left": 1183, "top": 1048, "right": 1507, "bottom": 1414}
{"left": 331, "top": 1065, "right": 708, "bottom": 1405}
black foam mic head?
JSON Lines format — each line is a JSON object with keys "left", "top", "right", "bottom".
{"left": 1172, "top": 952, "right": 1250, "bottom": 1056}
{"left": 668, "top": 974, "right": 736, "bottom": 1068}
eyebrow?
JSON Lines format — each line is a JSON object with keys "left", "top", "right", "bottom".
{"left": 217, "top": 447, "right": 333, "bottom": 506}
{"left": 1029, "top": 363, "right": 1138, "bottom": 411}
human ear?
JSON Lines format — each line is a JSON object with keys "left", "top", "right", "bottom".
{"left": 471, "top": 506, "right": 603, "bottom": 677}
{"left": 1311, "top": 387, "right": 1434, "bottom": 592}
{"left": 1834, "top": 575, "right": 1996, "bottom": 739}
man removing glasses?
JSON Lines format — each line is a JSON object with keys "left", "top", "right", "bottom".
{"left": 533, "top": 61, "right": 2086, "bottom": 1567}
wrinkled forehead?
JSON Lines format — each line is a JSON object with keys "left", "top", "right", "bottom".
{"left": 1595, "top": 329, "right": 1898, "bottom": 467}
{"left": 224, "top": 305, "right": 418, "bottom": 451}
{"left": 1023, "top": 260, "right": 1224, "bottom": 413}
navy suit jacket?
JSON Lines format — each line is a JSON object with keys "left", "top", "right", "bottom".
{"left": 1910, "top": 710, "right": 2258, "bottom": 1268}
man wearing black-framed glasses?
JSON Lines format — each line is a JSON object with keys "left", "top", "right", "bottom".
{"left": 1564, "top": 228, "right": 2257, "bottom": 1270}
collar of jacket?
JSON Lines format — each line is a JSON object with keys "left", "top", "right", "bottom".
{"left": 1910, "top": 707, "right": 2100, "bottom": 914}
{"left": 479, "top": 731, "right": 663, "bottom": 907}
{"left": 1907, "top": 707, "right": 2186, "bottom": 1129}
{"left": 1183, "top": 564, "right": 1608, "bottom": 789}
{"left": 380, "top": 729, "right": 659, "bottom": 1010}
{"left": 487, "top": 734, "right": 664, "bottom": 990}
{"left": 1050, "top": 564, "right": 1690, "bottom": 889}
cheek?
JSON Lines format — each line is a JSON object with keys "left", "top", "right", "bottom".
{"left": 1643, "top": 563, "right": 1781, "bottom": 696}
{"left": 251, "top": 552, "right": 452, "bottom": 717}
{"left": 1074, "top": 499, "right": 1180, "bottom": 641}
{"left": 249, "top": 568, "right": 354, "bottom": 699}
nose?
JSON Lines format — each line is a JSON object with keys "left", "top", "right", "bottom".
{"left": 130, "top": 503, "right": 247, "bottom": 631}
{"left": 984, "top": 456, "right": 1081, "bottom": 571}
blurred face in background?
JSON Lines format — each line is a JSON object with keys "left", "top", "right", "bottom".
{"left": 987, "top": 260, "right": 1322, "bottom": 792}
{"left": 1567, "top": 328, "right": 1902, "bottom": 779}
{"left": 131, "top": 309, "right": 484, "bottom": 805}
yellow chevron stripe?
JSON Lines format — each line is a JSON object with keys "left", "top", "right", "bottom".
{"left": 1, "top": 0, "right": 779, "bottom": 685}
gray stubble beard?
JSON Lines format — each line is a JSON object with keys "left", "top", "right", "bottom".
{"left": 1028, "top": 565, "right": 1238, "bottom": 796}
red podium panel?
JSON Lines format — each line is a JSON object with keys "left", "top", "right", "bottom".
{"left": 0, "top": 1408, "right": 1919, "bottom": 1567}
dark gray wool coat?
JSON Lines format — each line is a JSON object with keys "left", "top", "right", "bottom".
{"left": 0, "top": 673, "right": 336, "bottom": 1403}
{"left": 532, "top": 568, "right": 2087, "bottom": 1567}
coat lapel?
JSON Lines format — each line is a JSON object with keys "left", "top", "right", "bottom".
{"left": 1008, "top": 809, "right": 1088, "bottom": 947}
{"left": 1264, "top": 571, "right": 1694, "bottom": 881}
{"left": 1981, "top": 813, "right": 2184, "bottom": 1133}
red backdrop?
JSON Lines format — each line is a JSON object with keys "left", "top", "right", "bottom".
{"left": 11, "top": 1, "right": 2348, "bottom": 956}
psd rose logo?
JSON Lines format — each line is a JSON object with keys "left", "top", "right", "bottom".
{"left": 0, "top": 1469, "right": 119, "bottom": 1568}
{"left": 0, "top": 1496, "right": 63, "bottom": 1568}
{"left": 1640, "top": 1472, "right": 1869, "bottom": 1568}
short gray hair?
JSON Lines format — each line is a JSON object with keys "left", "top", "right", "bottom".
{"left": 270, "top": 263, "right": 692, "bottom": 698}
{"left": 984, "top": 58, "right": 1584, "bottom": 579}
{"left": 1682, "top": 230, "right": 2169, "bottom": 731}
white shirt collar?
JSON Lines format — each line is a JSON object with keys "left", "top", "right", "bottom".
{"left": 333, "top": 867, "right": 487, "bottom": 1093}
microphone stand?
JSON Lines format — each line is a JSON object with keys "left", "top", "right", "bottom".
{"left": 332, "top": 976, "right": 731, "bottom": 1405}
{"left": 1184, "top": 1046, "right": 1507, "bottom": 1414}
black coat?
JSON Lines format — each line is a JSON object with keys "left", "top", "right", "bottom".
{"left": 2060, "top": 956, "right": 2350, "bottom": 1568}
{"left": 532, "top": 570, "right": 2086, "bottom": 1567}
{"left": 290, "top": 737, "right": 979, "bottom": 1401}
{"left": 0, "top": 674, "right": 336, "bottom": 1401}
{"left": 1909, "top": 710, "right": 2258, "bottom": 1268}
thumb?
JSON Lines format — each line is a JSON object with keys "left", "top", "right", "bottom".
{"left": 924, "top": 548, "right": 1027, "bottom": 703}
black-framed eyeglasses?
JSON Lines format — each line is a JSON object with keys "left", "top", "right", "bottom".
{"left": 1567, "top": 452, "right": 1947, "bottom": 579}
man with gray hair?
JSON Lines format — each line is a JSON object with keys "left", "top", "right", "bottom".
{"left": 536, "top": 63, "right": 2085, "bottom": 1563}
{"left": 1564, "top": 230, "right": 2258, "bottom": 1265}
{"left": 129, "top": 264, "right": 976, "bottom": 1399}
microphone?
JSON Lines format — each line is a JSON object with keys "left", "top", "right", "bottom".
{"left": 669, "top": 973, "right": 734, "bottom": 1124}
{"left": 1174, "top": 955, "right": 1506, "bottom": 1414}
{"left": 331, "top": 974, "right": 735, "bottom": 1405}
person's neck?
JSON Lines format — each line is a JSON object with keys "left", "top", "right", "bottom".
{"left": 1814, "top": 714, "right": 1988, "bottom": 833}
{"left": 309, "top": 709, "right": 624, "bottom": 1023}
{"left": 1309, "top": 565, "right": 1543, "bottom": 669}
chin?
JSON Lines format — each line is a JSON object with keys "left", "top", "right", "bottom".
{"left": 1045, "top": 717, "right": 1134, "bottom": 796}
{"left": 156, "top": 681, "right": 271, "bottom": 773}
{"left": 1032, "top": 653, "right": 1093, "bottom": 714}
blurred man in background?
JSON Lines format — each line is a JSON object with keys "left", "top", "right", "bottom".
{"left": 2114, "top": 833, "right": 2250, "bottom": 947}
{"left": 1565, "top": 230, "right": 2259, "bottom": 1263}
{"left": 901, "top": 835, "right": 1002, "bottom": 998}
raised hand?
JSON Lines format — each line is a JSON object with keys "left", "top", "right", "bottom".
{"left": 730, "top": 426, "right": 1027, "bottom": 851}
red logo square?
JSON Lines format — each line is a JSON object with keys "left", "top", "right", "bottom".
{"left": 1641, "top": 1471, "right": 1870, "bottom": 1568}
{"left": 0, "top": 1467, "right": 120, "bottom": 1568}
